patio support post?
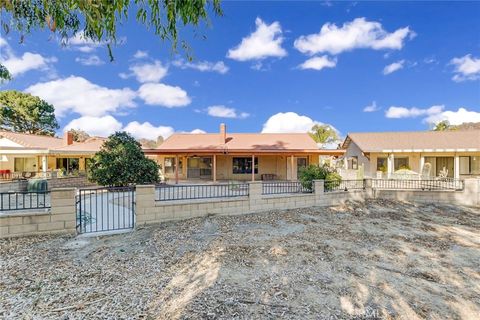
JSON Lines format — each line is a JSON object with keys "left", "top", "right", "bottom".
{"left": 213, "top": 154, "right": 217, "bottom": 182}
{"left": 420, "top": 156, "right": 425, "bottom": 177}
{"left": 175, "top": 155, "right": 179, "bottom": 184}
{"left": 41, "top": 155, "right": 47, "bottom": 173}
{"left": 387, "top": 153, "right": 394, "bottom": 178}
{"left": 251, "top": 154, "right": 255, "bottom": 182}
{"left": 291, "top": 155, "right": 295, "bottom": 181}
{"left": 454, "top": 155, "right": 460, "bottom": 180}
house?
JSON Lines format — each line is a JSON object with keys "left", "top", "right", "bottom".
{"left": 0, "top": 131, "right": 104, "bottom": 179}
{"left": 144, "top": 124, "right": 344, "bottom": 183}
{"left": 341, "top": 130, "right": 480, "bottom": 179}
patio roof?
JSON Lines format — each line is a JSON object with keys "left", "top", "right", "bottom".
{"left": 145, "top": 132, "right": 344, "bottom": 155}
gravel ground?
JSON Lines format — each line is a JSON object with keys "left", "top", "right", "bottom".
{"left": 1, "top": 199, "right": 479, "bottom": 319}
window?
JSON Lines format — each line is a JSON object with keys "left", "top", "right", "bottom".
{"left": 348, "top": 156, "right": 358, "bottom": 170}
{"left": 394, "top": 157, "right": 409, "bottom": 170}
{"left": 56, "top": 158, "right": 79, "bottom": 174}
{"left": 164, "top": 157, "right": 183, "bottom": 174}
{"left": 297, "top": 157, "right": 308, "bottom": 177}
{"left": 14, "top": 157, "right": 37, "bottom": 172}
{"left": 233, "top": 157, "right": 258, "bottom": 174}
{"left": 376, "top": 157, "right": 387, "bottom": 172}
{"left": 460, "top": 156, "right": 480, "bottom": 175}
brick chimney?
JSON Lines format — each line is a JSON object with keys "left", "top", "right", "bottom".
{"left": 64, "top": 131, "right": 74, "bottom": 146}
{"left": 219, "top": 123, "right": 227, "bottom": 143}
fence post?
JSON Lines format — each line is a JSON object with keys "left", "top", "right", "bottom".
{"left": 248, "top": 181, "right": 263, "bottom": 212}
{"left": 50, "top": 187, "right": 77, "bottom": 234}
{"left": 135, "top": 184, "right": 156, "bottom": 226}
{"left": 314, "top": 180, "right": 325, "bottom": 206}
{"left": 364, "top": 178, "right": 374, "bottom": 199}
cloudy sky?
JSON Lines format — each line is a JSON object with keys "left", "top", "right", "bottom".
{"left": 1, "top": 1, "right": 479, "bottom": 140}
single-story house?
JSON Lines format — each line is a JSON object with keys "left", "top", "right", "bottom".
{"left": 341, "top": 130, "right": 480, "bottom": 179}
{"left": 0, "top": 131, "right": 104, "bottom": 179}
{"left": 144, "top": 124, "right": 344, "bottom": 183}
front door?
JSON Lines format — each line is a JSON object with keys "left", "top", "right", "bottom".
{"left": 187, "top": 157, "right": 212, "bottom": 179}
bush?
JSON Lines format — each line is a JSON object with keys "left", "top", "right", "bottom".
{"left": 88, "top": 132, "right": 160, "bottom": 187}
{"left": 298, "top": 164, "right": 341, "bottom": 191}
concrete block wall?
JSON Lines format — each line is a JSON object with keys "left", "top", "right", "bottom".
{"left": 47, "top": 176, "right": 96, "bottom": 190}
{"left": 0, "top": 180, "right": 28, "bottom": 192}
{"left": 0, "top": 188, "right": 76, "bottom": 238}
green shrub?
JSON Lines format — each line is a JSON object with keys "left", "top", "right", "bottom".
{"left": 299, "top": 164, "right": 341, "bottom": 191}
{"left": 324, "top": 172, "right": 342, "bottom": 191}
{"left": 88, "top": 132, "right": 160, "bottom": 187}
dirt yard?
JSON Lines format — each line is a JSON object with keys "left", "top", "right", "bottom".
{"left": 1, "top": 199, "right": 479, "bottom": 319}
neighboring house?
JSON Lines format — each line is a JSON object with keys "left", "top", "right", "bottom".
{"left": 341, "top": 130, "right": 480, "bottom": 179}
{"left": 144, "top": 124, "right": 344, "bottom": 183}
{"left": 0, "top": 131, "right": 105, "bottom": 179}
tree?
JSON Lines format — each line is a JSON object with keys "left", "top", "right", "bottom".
{"left": 0, "top": 90, "right": 59, "bottom": 136}
{"left": 88, "top": 132, "right": 160, "bottom": 186}
{"left": 308, "top": 124, "right": 339, "bottom": 146}
{"left": 433, "top": 120, "right": 451, "bottom": 131}
{"left": 298, "top": 164, "right": 342, "bottom": 191}
{"left": 69, "top": 128, "right": 90, "bottom": 142}
{"left": 1, "top": 0, "right": 222, "bottom": 66}
{"left": 138, "top": 135, "right": 164, "bottom": 148}
{"left": 0, "top": 65, "right": 12, "bottom": 83}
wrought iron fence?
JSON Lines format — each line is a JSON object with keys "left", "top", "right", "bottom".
{"left": 372, "top": 179, "right": 464, "bottom": 191}
{"left": 76, "top": 186, "right": 135, "bottom": 234}
{"left": 0, "top": 191, "right": 51, "bottom": 211}
{"left": 262, "top": 181, "right": 313, "bottom": 195}
{"left": 324, "top": 179, "right": 365, "bottom": 192}
{"left": 155, "top": 183, "right": 249, "bottom": 201}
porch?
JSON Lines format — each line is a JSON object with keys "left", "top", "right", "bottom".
{"left": 154, "top": 153, "right": 321, "bottom": 184}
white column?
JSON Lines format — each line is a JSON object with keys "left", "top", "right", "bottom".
{"left": 42, "top": 155, "right": 48, "bottom": 173}
{"left": 420, "top": 156, "right": 425, "bottom": 177}
{"left": 454, "top": 156, "right": 460, "bottom": 180}
{"left": 291, "top": 155, "right": 295, "bottom": 181}
{"left": 387, "top": 154, "right": 394, "bottom": 178}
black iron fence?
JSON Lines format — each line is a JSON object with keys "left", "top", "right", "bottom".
{"left": 262, "top": 181, "right": 313, "bottom": 195}
{"left": 372, "top": 179, "right": 464, "bottom": 191}
{"left": 0, "top": 191, "right": 51, "bottom": 211}
{"left": 76, "top": 186, "right": 135, "bottom": 234}
{"left": 324, "top": 179, "right": 365, "bottom": 192}
{"left": 155, "top": 183, "right": 249, "bottom": 201}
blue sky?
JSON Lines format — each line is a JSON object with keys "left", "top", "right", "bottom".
{"left": 1, "top": 1, "right": 479, "bottom": 141}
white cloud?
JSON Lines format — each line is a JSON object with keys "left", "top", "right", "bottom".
{"left": 206, "top": 105, "right": 249, "bottom": 119}
{"left": 227, "top": 17, "right": 287, "bottom": 61}
{"left": 294, "top": 18, "right": 414, "bottom": 55}
{"left": 450, "top": 54, "right": 480, "bottom": 82}
{"left": 133, "top": 50, "right": 149, "bottom": 59}
{"left": 299, "top": 55, "right": 337, "bottom": 71}
{"left": 129, "top": 60, "right": 168, "bottom": 83}
{"left": 363, "top": 101, "right": 380, "bottom": 112}
{"left": 385, "top": 105, "right": 444, "bottom": 118}
{"left": 137, "top": 83, "right": 191, "bottom": 107}
{"left": 190, "top": 129, "right": 206, "bottom": 134}
{"left": 424, "top": 107, "right": 480, "bottom": 125}
{"left": 383, "top": 59, "right": 405, "bottom": 75}
{"left": 172, "top": 59, "right": 229, "bottom": 74}
{"left": 261, "top": 112, "right": 320, "bottom": 133}
{"left": 26, "top": 76, "right": 137, "bottom": 117}
{"left": 75, "top": 55, "right": 104, "bottom": 66}
{"left": 123, "top": 121, "right": 174, "bottom": 140}
{"left": 0, "top": 39, "right": 57, "bottom": 77}
{"left": 64, "top": 115, "right": 122, "bottom": 137}
{"left": 67, "top": 32, "right": 101, "bottom": 53}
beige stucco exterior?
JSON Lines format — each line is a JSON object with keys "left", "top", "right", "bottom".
{"left": 153, "top": 154, "right": 319, "bottom": 182}
{"left": 0, "top": 154, "right": 92, "bottom": 176}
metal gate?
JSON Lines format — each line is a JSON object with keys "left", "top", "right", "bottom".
{"left": 76, "top": 186, "right": 135, "bottom": 234}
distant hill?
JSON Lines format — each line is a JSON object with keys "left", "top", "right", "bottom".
{"left": 455, "top": 122, "right": 480, "bottom": 130}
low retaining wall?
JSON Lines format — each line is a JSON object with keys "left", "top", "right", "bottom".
{"left": 0, "top": 188, "right": 76, "bottom": 238}
{"left": 47, "top": 176, "right": 96, "bottom": 190}
{"left": 1, "top": 179, "right": 478, "bottom": 239}
{"left": 0, "top": 180, "right": 28, "bottom": 192}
